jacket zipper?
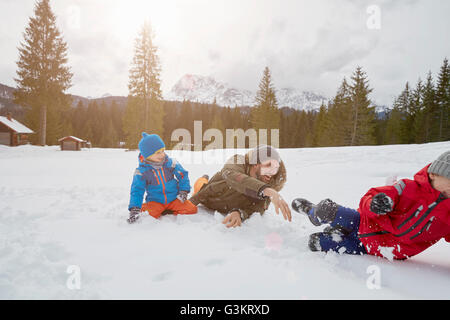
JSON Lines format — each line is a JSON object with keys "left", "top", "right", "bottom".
{"left": 397, "top": 205, "right": 423, "bottom": 229}
{"left": 156, "top": 169, "right": 167, "bottom": 204}
{"left": 152, "top": 170, "right": 160, "bottom": 184}
{"left": 410, "top": 217, "right": 435, "bottom": 240}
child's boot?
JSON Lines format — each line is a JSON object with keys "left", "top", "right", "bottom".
{"left": 308, "top": 232, "right": 323, "bottom": 251}
{"left": 292, "top": 198, "right": 339, "bottom": 226}
{"left": 308, "top": 230, "right": 344, "bottom": 252}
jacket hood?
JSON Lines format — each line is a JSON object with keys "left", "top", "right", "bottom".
{"left": 414, "top": 164, "right": 437, "bottom": 195}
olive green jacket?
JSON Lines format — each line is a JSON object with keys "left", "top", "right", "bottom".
{"left": 189, "top": 152, "right": 287, "bottom": 221}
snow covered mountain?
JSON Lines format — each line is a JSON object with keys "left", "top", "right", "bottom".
{"left": 165, "top": 74, "right": 328, "bottom": 111}
{"left": 87, "top": 93, "right": 113, "bottom": 99}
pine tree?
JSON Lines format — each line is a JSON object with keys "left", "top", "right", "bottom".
{"left": 88, "top": 101, "right": 102, "bottom": 145}
{"left": 110, "top": 100, "right": 124, "bottom": 143}
{"left": 348, "top": 67, "right": 376, "bottom": 146}
{"left": 161, "top": 101, "right": 178, "bottom": 147}
{"left": 394, "top": 82, "right": 414, "bottom": 143}
{"left": 327, "top": 78, "right": 353, "bottom": 146}
{"left": 73, "top": 101, "right": 86, "bottom": 137}
{"left": 211, "top": 113, "right": 225, "bottom": 133}
{"left": 296, "top": 111, "right": 311, "bottom": 147}
{"left": 250, "top": 67, "right": 280, "bottom": 136}
{"left": 14, "top": 0, "right": 73, "bottom": 145}
{"left": 223, "top": 107, "right": 235, "bottom": 129}
{"left": 124, "top": 21, "right": 163, "bottom": 148}
{"left": 232, "top": 107, "right": 244, "bottom": 129}
{"left": 123, "top": 97, "right": 142, "bottom": 149}
{"left": 435, "top": 57, "right": 450, "bottom": 141}
{"left": 421, "top": 72, "right": 437, "bottom": 142}
{"left": 99, "top": 117, "right": 117, "bottom": 148}
{"left": 411, "top": 79, "right": 425, "bottom": 143}
{"left": 305, "top": 111, "right": 317, "bottom": 147}
{"left": 384, "top": 101, "right": 404, "bottom": 144}
{"left": 179, "top": 99, "right": 194, "bottom": 133}
{"left": 313, "top": 103, "right": 329, "bottom": 147}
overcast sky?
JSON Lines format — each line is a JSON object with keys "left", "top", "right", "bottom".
{"left": 0, "top": 0, "right": 449, "bottom": 106}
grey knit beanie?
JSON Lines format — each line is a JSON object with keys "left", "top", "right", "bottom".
{"left": 429, "top": 151, "right": 450, "bottom": 179}
{"left": 248, "top": 145, "right": 281, "bottom": 165}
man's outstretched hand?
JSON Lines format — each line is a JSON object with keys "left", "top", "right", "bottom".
{"left": 263, "top": 188, "right": 292, "bottom": 222}
{"left": 222, "top": 211, "right": 242, "bottom": 228}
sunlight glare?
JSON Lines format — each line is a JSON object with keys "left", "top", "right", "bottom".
{"left": 111, "top": 0, "right": 179, "bottom": 42}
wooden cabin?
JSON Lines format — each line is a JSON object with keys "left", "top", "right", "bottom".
{"left": 58, "top": 136, "right": 88, "bottom": 151}
{"left": 0, "top": 114, "right": 34, "bottom": 146}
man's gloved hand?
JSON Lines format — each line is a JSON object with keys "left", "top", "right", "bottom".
{"left": 370, "top": 193, "right": 394, "bottom": 215}
{"left": 177, "top": 190, "right": 188, "bottom": 203}
{"left": 127, "top": 207, "right": 141, "bottom": 224}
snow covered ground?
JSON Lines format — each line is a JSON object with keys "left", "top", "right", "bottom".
{"left": 0, "top": 142, "right": 449, "bottom": 299}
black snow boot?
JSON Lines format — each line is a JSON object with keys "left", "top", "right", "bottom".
{"left": 292, "top": 198, "right": 320, "bottom": 226}
{"left": 308, "top": 225, "right": 351, "bottom": 253}
{"left": 308, "top": 232, "right": 323, "bottom": 251}
{"left": 323, "top": 225, "right": 351, "bottom": 237}
{"left": 292, "top": 198, "right": 339, "bottom": 226}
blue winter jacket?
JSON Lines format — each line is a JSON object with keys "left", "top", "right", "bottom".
{"left": 128, "top": 154, "right": 191, "bottom": 209}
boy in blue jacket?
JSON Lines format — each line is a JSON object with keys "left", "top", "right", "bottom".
{"left": 127, "top": 132, "right": 197, "bottom": 223}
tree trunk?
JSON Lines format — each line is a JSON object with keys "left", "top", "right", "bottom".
{"left": 351, "top": 103, "right": 358, "bottom": 146}
{"left": 144, "top": 95, "right": 148, "bottom": 130}
{"left": 40, "top": 104, "right": 47, "bottom": 146}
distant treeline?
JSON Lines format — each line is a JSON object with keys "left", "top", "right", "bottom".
{"left": 55, "top": 57, "right": 448, "bottom": 149}
{"left": 4, "top": 56, "right": 448, "bottom": 149}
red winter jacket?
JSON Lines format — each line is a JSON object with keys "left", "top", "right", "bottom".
{"left": 357, "top": 164, "right": 450, "bottom": 260}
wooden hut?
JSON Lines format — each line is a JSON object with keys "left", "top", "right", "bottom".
{"left": 0, "top": 114, "right": 34, "bottom": 146}
{"left": 58, "top": 136, "right": 87, "bottom": 151}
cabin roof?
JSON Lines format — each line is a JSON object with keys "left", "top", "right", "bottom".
{"left": 0, "top": 116, "right": 34, "bottom": 134}
{"left": 58, "top": 136, "right": 86, "bottom": 143}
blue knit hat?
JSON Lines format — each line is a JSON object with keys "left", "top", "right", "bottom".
{"left": 138, "top": 132, "right": 165, "bottom": 159}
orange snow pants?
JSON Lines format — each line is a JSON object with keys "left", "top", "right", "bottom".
{"left": 141, "top": 199, "right": 198, "bottom": 219}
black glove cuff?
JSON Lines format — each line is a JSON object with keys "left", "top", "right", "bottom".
{"left": 257, "top": 185, "right": 271, "bottom": 200}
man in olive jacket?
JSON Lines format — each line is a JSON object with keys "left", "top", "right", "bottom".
{"left": 189, "top": 145, "right": 292, "bottom": 227}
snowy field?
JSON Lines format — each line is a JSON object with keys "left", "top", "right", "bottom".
{"left": 0, "top": 141, "right": 449, "bottom": 300}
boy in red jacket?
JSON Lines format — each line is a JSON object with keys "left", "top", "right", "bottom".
{"left": 292, "top": 151, "right": 450, "bottom": 260}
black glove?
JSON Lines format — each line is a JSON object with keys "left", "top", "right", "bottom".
{"left": 127, "top": 207, "right": 141, "bottom": 224}
{"left": 177, "top": 191, "right": 188, "bottom": 203}
{"left": 370, "top": 193, "right": 393, "bottom": 215}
